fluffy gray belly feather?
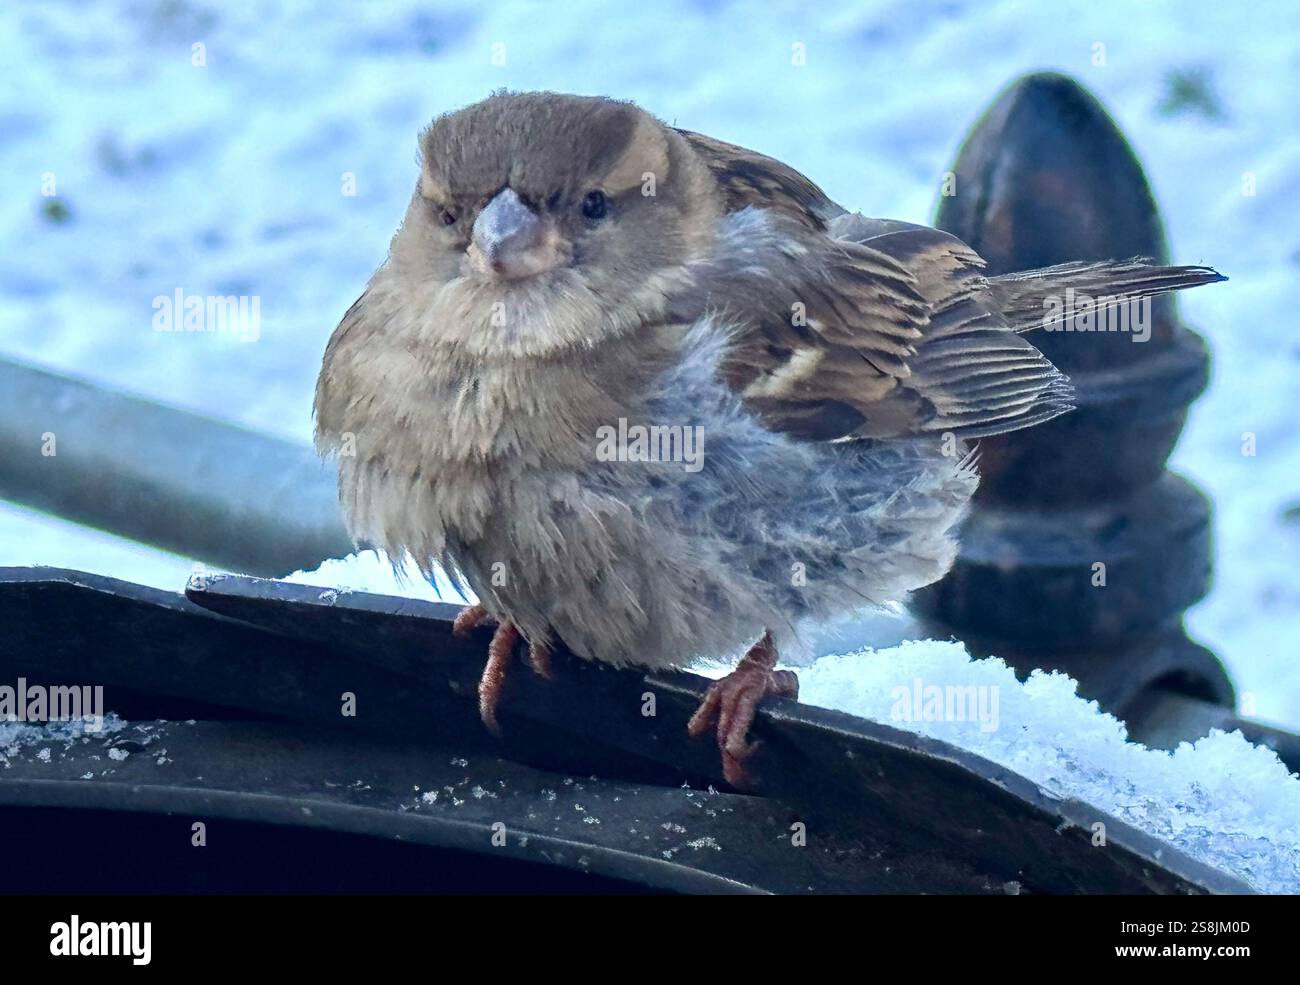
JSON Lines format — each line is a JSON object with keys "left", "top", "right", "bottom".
{"left": 450, "top": 324, "right": 978, "bottom": 670}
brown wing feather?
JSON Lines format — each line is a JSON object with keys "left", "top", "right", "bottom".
{"left": 836, "top": 218, "right": 1074, "bottom": 439}
{"left": 675, "top": 129, "right": 843, "bottom": 229}
{"left": 673, "top": 132, "right": 1074, "bottom": 441}
{"left": 988, "top": 258, "right": 1226, "bottom": 332}
{"left": 676, "top": 201, "right": 1073, "bottom": 441}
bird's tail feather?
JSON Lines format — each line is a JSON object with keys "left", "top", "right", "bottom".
{"left": 988, "top": 257, "right": 1226, "bottom": 333}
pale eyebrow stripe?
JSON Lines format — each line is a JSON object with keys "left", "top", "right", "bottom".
{"left": 420, "top": 171, "right": 451, "bottom": 201}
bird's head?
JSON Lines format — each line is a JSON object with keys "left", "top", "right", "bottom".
{"left": 386, "top": 91, "right": 720, "bottom": 355}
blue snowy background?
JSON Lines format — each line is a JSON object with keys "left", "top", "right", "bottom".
{"left": 2, "top": 0, "right": 1298, "bottom": 723}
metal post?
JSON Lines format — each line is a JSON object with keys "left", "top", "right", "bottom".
{"left": 912, "top": 72, "right": 1234, "bottom": 723}
{"left": 0, "top": 356, "right": 352, "bottom": 577}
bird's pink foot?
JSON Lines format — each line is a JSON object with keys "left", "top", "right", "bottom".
{"left": 452, "top": 603, "right": 496, "bottom": 638}
{"left": 454, "top": 605, "right": 554, "bottom": 735}
{"left": 686, "top": 631, "right": 798, "bottom": 790}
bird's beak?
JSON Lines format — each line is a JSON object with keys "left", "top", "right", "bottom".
{"left": 470, "top": 188, "right": 557, "bottom": 280}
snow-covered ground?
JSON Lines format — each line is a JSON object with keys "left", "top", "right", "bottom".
{"left": 2, "top": 2, "right": 1297, "bottom": 725}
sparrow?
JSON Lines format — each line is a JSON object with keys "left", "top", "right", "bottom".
{"left": 314, "top": 91, "right": 1223, "bottom": 788}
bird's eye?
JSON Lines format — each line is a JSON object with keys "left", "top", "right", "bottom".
{"left": 581, "top": 190, "right": 607, "bottom": 221}
{"left": 439, "top": 208, "right": 457, "bottom": 226}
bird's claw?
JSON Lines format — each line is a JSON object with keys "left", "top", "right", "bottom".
{"left": 452, "top": 603, "right": 497, "bottom": 639}
{"left": 458, "top": 606, "right": 555, "bottom": 734}
{"left": 526, "top": 640, "right": 555, "bottom": 681}
{"left": 687, "top": 632, "right": 798, "bottom": 790}
{"left": 477, "top": 620, "right": 519, "bottom": 737}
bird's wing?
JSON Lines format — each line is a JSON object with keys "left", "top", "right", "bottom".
{"left": 674, "top": 203, "right": 1073, "bottom": 442}
{"left": 675, "top": 129, "right": 844, "bottom": 229}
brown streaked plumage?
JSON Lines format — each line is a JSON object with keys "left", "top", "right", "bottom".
{"left": 315, "top": 91, "right": 1223, "bottom": 788}
{"left": 675, "top": 129, "right": 843, "bottom": 228}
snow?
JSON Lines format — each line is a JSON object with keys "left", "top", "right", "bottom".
{"left": 798, "top": 641, "right": 1300, "bottom": 896}
{"left": 284, "top": 549, "right": 467, "bottom": 604}
{"left": 0, "top": 713, "right": 127, "bottom": 762}
{"left": 0, "top": 501, "right": 195, "bottom": 590}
